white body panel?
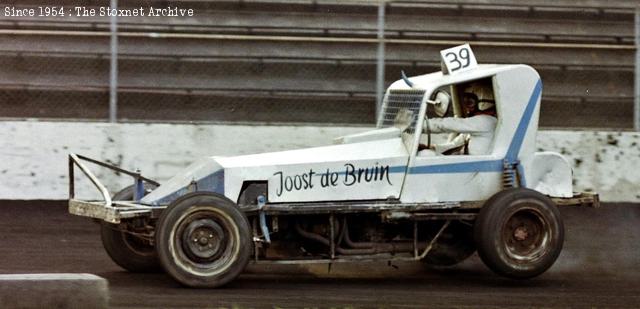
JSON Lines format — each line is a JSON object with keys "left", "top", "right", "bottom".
{"left": 403, "top": 154, "right": 504, "bottom": 203}
{"left": 523, "top": 152, "right": 573, "bottom": 198}
{"left": 334, "top": 127, "right": 401, "bottom": 145}
{"left": 140, "top": 62, "right": 574, "bottom": 207}
{"left": 140, "top": 157, "right": 224, "bottom": 206}
{"left": 217, "top": 138, "right": 409, "bottom": 203}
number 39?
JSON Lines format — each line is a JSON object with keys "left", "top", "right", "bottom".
{"left": 445, "top": 48, "right": 471, "bottom": 72}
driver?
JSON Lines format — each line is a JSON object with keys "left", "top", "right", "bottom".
{"left": 419, "top": 80, "right": 497, "bottom": 156}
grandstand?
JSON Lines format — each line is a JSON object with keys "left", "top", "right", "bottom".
{"left": 0, "top": 0, "right": 636, "bottom": 128}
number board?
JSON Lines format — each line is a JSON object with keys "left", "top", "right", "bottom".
{"left": 440, "top": 44, "right": 478, "bottom": 75}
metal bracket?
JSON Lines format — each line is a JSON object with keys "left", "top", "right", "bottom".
{"left": 187, "top": 180, "right": 198, "bottom": 193}
{"left": 417, "top": 220, "right": 450, "bottom": 259}
{"left": 133, "top": 169, "right": 144, "bottom": 202}
{"left": 257, "top": 195, "right": 271, "bottom": 244}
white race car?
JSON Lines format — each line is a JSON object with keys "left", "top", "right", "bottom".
{"left": 69, "top": 45, "right": 598, "bottom": 287}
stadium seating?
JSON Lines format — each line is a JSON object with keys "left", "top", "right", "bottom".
{"left": 0, "top": 0, "right": 635, "bottom": 128}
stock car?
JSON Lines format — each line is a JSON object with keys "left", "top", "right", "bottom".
{"left": 69, "top": 45, "right": 598, "bottom": 287}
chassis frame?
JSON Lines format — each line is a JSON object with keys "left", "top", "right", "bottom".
{"left": 68, "top": 154, "right": 600, "bottom": 265}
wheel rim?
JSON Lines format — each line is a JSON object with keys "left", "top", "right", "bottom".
{"left": 502, "top": 207, "right": 551, "bottom": 263}
{"left": 181, "top": 218, "right": 227, "bottom": 262}
{"left": 169, "top": 206, "right": 241, "bottom": 277}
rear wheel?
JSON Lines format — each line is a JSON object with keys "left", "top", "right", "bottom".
{"left": 474, "top": 188, "right": 564, "bottom": 279}
{"left": 155, "top": 192, "right": 252, "bottom": 288}
{"left": 101, "top": 184, "right": 160, "bottom": 272}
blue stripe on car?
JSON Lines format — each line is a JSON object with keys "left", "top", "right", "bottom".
{"left": 409, "top": 160, "right": 503, "bottom": 174}
{"left": 505, "top": 79, "right": 542, "bottom": 162}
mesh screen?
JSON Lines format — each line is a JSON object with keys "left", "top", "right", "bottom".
{"left": 377, "top": 89, "right": 425, "bottom": 133}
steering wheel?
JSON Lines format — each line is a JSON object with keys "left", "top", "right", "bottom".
{"left": 425, "top": 116, "right": 431, "bottom": 149}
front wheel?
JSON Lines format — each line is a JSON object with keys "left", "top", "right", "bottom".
{"left": 155, "top": 192, "right": 252, "bottom": 288}
{"left": 474, "top": 188, "right": 564, "bottom": 279}
{"left": 101, "top": 184, "right": 160, "bottom": 272}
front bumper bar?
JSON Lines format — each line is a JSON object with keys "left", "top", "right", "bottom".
{"left": 68, "top": 153, "right": 162, "bottom": 224}
{"left": 68, "top": 199, "right": 161, "bottom": 224}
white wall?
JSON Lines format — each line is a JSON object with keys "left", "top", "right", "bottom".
{"left": 0, "top": 121, "right": 637, "bottom": 202}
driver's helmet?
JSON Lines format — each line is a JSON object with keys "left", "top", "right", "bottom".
{"left": 463, "top": 82, "right": 495, "bottom": 111}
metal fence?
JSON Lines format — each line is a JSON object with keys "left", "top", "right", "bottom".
{"left": 0, "top": 0, "right": 638, "bottom": 130}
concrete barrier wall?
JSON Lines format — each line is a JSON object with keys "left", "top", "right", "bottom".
{"left": 0, "top": 121, "right": 637, "bottom": 202}
{"left": 0, "top": 274, "right": 108, "bottom": 309}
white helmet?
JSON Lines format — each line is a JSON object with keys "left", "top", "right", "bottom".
{"left": 463, "top": 82, "right": 495, "bottom": 111}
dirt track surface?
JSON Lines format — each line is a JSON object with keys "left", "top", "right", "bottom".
{"left": 1, "top": 201, "right": 639, "bottom": 308}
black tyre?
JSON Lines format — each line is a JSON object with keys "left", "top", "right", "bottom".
{"left": 101, "top": 184, "right": 161, "bottom": 272}
{"left": 474, "top": 188, "right": 564, "bottom": 279}
{"left": 155, "top": 192, "right": 252, "bottom": 288}
{"left": 423, "top": 221, "right": 476, "bottom": 266}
